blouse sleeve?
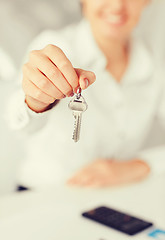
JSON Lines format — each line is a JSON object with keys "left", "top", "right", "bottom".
{"left": 6, "top": 88, "right": 52, "bottom": 133}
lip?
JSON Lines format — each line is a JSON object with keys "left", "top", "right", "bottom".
{"left": 101, "top": 14, "right": 127, "bottom": 27}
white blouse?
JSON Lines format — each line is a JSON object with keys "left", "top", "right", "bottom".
{"left": 7, "top": 18, "right": 165, "bottom": 189}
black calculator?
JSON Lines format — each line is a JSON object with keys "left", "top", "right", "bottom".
{"left": 82, "top": 206, "right": 153, "bottom": 236}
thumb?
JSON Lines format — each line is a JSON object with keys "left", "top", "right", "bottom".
{"left": 74, "top": 68, "right": 96, "bottom": 90}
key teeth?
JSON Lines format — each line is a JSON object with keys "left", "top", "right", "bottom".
{"left": 73, "top": 122, "right": 78, "bottom": 142}
{"left": 72, "top": 115, "right": 81, "bottom": 142}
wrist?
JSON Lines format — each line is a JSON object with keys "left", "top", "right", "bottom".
{"left": 25, "top": 96, "right": 53, "bottom": 113}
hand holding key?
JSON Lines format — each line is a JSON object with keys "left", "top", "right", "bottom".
{"left": 22, "top": 44, "right": 96, "bottom": 113}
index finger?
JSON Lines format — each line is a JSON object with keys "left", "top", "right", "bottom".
{"left": 43, "top": 44, "right": 79, "bottom": 92}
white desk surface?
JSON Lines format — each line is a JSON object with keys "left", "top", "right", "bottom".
{"left": 0, "top": 174, "right": 165, "bottom": 240}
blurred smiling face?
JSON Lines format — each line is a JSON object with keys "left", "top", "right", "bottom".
{"left": 81, "top": 0, "right": 150, "bottom": 40}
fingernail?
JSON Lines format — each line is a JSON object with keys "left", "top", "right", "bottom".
{"left": 84, "top": 78, "right": 89, "bottom": 88}
{"left": 70, "top": 92, "right": 74, "bottom": 97}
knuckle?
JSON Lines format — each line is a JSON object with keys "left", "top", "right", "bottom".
{"left": 81, "top": 74, "right": 86, "bottom": 80}
{"left": 39, "top": 78, "right": 48, "bottom": 89}
{"left": 29, "top": 50, "right": 39, "bottom": 59}
{"left": 44, "top": 44, "right": 55, "bottom": 53}
{"left": 35, "top": 90, "right": 43, "bottom": 100}
{"left": 59, "top": 60, "right": 69, "bottom": 70}
{"left": 90, "top": 71, "right": 96, "bottom": 80}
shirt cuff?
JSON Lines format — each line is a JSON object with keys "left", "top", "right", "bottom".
{"left": 6, "top": 89, "right": 50, "bottom": 130}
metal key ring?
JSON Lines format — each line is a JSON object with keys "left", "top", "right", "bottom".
{"left": 76, "top": 87, "right": 82, "bottom": 99}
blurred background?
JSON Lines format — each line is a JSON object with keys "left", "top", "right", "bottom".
{"left": 0, "top": 0, "right": 165, "bottom": 196}
{"left": 0, "top": 0, "right": 81, "bottom": 68}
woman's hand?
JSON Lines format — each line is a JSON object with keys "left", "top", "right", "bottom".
{"left": 67, "top": 159, "right": 150, "bottom": 188}
{"left": 22, "top": 44, "right": 96, "bottom": 113}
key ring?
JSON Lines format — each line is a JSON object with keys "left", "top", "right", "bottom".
{"left": 76, "top": 87, "right": 82, "bottom": 99}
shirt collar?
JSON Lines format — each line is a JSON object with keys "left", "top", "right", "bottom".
{"left": 76, "top": 18, "right": 153, "bottom": 84}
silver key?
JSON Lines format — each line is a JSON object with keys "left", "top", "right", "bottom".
{"left": 68, "top": 89, "right": 88, "bottom": 142}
